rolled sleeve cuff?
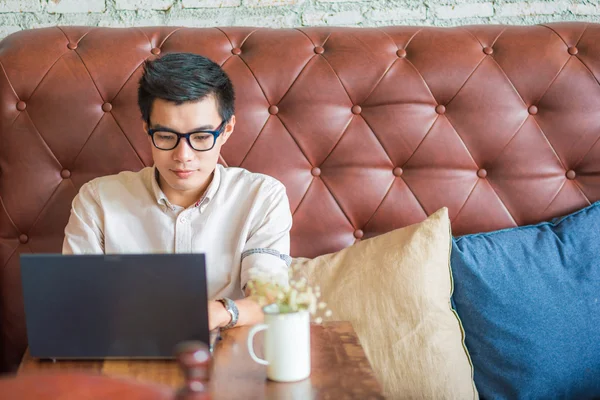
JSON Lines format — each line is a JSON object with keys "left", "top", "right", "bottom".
{"left": 241, "top": 248, "right": 291, "bottom": 291}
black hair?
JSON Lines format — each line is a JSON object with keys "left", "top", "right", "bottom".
{"left": 138, "top": 52, "right": 235, "bottom": 124}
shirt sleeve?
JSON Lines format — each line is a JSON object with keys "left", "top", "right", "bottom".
{"left": 240, "top": 181, "right": 293, "bottom": 291}
{"left": 62, "top": 181, "right": 105, "bottom": 254}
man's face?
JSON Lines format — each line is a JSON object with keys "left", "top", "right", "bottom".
{"left": 145, "top": 96, "right": 234, "bottom": 198}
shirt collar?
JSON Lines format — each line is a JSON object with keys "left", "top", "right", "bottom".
{"left": 150, "top": 167, "right": 169, "bottom": 208}
{"left": 150, "top": 165, "right": 222, "bottom": 211}
{"left": 194, "top": 165, "right": 221, "bottom": 209}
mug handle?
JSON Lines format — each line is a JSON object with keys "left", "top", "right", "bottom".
{"left": 247, "top": 324, "right": 269, "bottom": 365}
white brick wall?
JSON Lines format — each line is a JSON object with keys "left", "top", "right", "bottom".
{"left": 115, "top": 0, "right": 175, "bottom": 11}
{"left": 46, "top": 0, "right": 106, "bottom": 14}
{"left": 0, "top": 0, "right": 41, "bottom": 12}
{"left": 245, "top": 0, "right": 303, "bottom": 6}
{"left": 1, "top": 0, "right": 600, "bottom": 39}
{"left": 368, "top": 6, "right": 427, "bottom": 22}
{"left": 182, "top": 0, "right": 240, "bottom": 7}
{"left": 497, "top": 1, "right": 569, "bottom": 17}
{"left": 434, "top": 3, "right": 494, "bottom": 19}
{"left": 570, "top": 3, "right": 600, "bottom": 15}
{"left": 326, "top": 10, "right": 364, "bottom": 25}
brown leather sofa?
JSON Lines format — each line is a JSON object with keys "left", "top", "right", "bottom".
{"left": 1, "top": 22, "right": 600, "bottom": 373}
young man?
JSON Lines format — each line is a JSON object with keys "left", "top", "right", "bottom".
{"left": 62, "top": 52, "right": 293, "bottom": 331}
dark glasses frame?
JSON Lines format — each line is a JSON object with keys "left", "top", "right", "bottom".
{"left": 147, "top": 120, "right": 226, "bottom": 151}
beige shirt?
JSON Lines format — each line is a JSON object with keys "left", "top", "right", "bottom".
{"left": 62, "top": 165, "right": 293, "bottom": 300}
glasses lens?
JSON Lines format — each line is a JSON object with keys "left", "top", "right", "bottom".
{"left": 190, "top": 132, "right": 216, "bottom": 151}
{"left": 153, "top": 131, "right": 178, "bottom": 150}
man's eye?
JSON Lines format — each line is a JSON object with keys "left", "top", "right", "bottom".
{"left": 192, "top": 134, "right": 212, "bottom": 141}
{"left": 157, "top": 134, "right": 176, "bottom": 141}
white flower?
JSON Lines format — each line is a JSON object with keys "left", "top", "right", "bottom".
{"left": 295, "top": 279, "right": 306, "bottom": 290}
{"left": 247, "top": 267, "right": 329, "bottom": 321}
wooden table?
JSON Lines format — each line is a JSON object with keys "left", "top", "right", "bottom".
{"left": 16, "top": 321, "right": 384, "bottom": 399}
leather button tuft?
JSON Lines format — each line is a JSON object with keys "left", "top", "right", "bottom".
{"left": 477, "top": 168, "right": 487, "bottom": 178}
{"left": 566, "top": 170, "right": 576, "bottom": 180}
{"left": 314, "top": 46, "right": 324, "bottom": 54}
{"left": 16, "top": 101, "right": 26, "bottom": 111}
{"left": 354, "top": 229, "right": 364, "bottom": 239}
{"left": 268, "top": 105, "right": 279, "bottom": 115}
{"left": 435, "top": 105, "right": 446, "bottom": 114}
{"left": 19, "top": 234, "right": 28, "bottom": 244}
{"left": 67, "top": 43, "right": 77, "bottom": 50}
{"left": 528, "top": 105, "right": 538, "bottom": 115}
{"left": 396, "top": 49, "right": 407, "bottom": 58}
{"left": 311, "top": 167, "right": 321, "bottom": 177}
{"left": 61, "top": 169, "right": 71, "bottom": 179}
{"left": 231, "top": 48, "right": 242, "bottom": 55}
{"left": 393, "top": 167, "right": 403, "bottom": 177}
{"left": 483, "top": 46, "right": 493, "bottom": 55}
{"left": 151, "top": 47, "right": 161, "bottom": 55}
{"left": 568, "top": 46, "right": 578, "bottom": 55}
{"left": 351, "top": 105, "right": 362, "bottom": 115}
{"left": 102, "top": 102, "right": 112, "bottom": 112}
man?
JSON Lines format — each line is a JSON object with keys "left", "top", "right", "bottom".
{"left": 62, "top": 52, "right": 293, "bottom": 331}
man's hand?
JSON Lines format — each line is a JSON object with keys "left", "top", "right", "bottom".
{"left": 208, "top": 300, "right": 231, "bottom": 331}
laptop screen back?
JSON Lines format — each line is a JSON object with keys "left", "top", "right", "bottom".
{"left": 20, "top": 253, "right": 209, "bottom": 359}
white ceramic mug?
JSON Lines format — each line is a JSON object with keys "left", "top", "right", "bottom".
{"left": 247, "top": 306, "right": 311, "bottom": 382}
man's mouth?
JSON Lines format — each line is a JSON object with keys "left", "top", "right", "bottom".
{"left": 171, "top": 169, "right": 196, "bottom": 179}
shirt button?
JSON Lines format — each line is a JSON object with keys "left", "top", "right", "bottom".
{"left": 180, "top": 217, "right": 187, "bottom": 223}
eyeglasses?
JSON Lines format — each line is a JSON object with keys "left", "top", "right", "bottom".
{"left": 147, "top": 120, "right": 226, "bottom": 151}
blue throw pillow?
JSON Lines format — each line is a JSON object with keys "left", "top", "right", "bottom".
{"left": 451, "top": 202, "right": 600, "bottom": 400}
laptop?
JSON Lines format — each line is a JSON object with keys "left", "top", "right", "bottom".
{"left": 20, "top": 253, "right": 211, "bottom": 360}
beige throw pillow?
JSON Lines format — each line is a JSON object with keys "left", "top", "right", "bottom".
{"left": 292, "top": 207, "right": 477, "bottom": 399}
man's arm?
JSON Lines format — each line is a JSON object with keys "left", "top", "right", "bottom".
{"left": 63, "top": 181, "right": 104, "bottom": 254}
{"left": 209, "top": 181, "right": 293, "bottom": 330}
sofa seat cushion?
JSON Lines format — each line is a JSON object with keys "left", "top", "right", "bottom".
{"left": 292, "top": 207, "right": 477, "bottom": 399}
{"left": 451, "top": 201, "right": 600, "bottom": 399}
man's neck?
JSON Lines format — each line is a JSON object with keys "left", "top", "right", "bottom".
{"left": 158, "top": 172, "right": 213, "bottom": 209}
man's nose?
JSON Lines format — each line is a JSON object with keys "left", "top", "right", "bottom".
{"left": 173, "top": 138, "right": 195, "bottom": 161}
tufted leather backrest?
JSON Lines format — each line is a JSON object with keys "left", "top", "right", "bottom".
{"left": 2, "top": 23, "right": 600, "bottom": 371}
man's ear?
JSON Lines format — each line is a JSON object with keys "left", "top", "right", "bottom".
{"left": 220, "top": 115, "right": 236, "bottom": 145}
{"left": 143, "top": 121, "right": 152, "bottom": 144}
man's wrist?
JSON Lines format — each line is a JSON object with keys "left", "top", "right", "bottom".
{"left": 216, "top": 301, "right": 231, "bottom": 328}
{"left": 217, "top": 297, "right": 239, "bottom": 329}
